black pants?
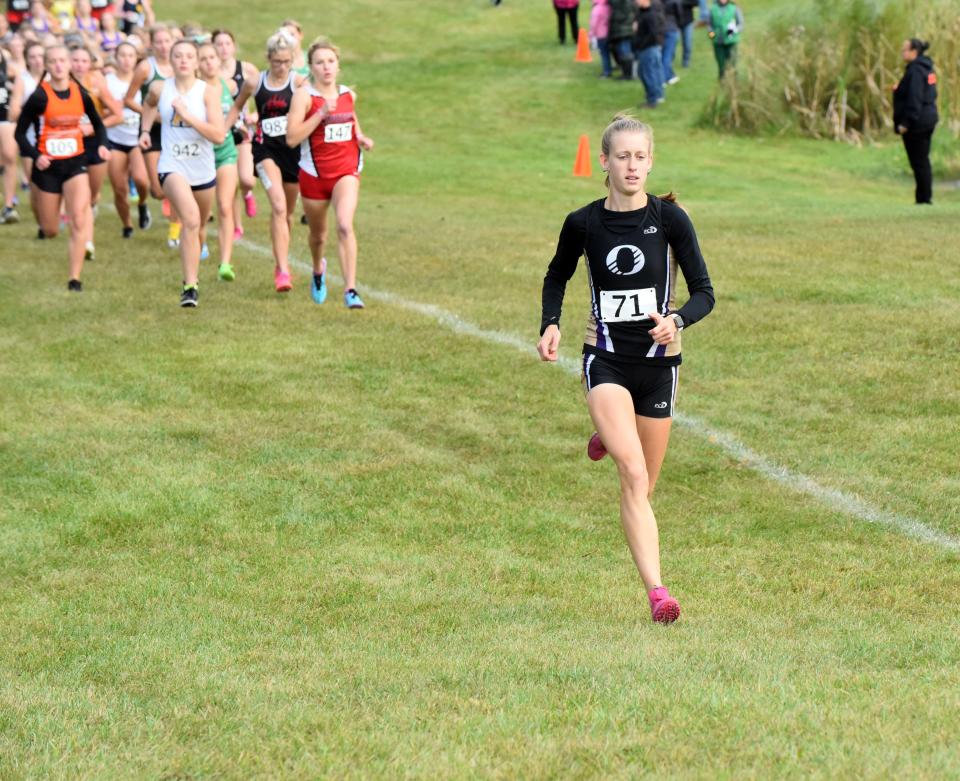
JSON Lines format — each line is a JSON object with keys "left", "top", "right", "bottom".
{"left": 902, "top": 130, "right": 934, "bottom": 204}
{"left": 555, "top": 7, "right": 579, "bottom": 44}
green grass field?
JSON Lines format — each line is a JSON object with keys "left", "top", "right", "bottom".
{"left": 2, "top": 1, "right": 959, "bottom": 778}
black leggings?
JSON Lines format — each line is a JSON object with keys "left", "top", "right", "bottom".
{"left": 902, "top": 130, "right": 933, "bottom": 204}
{"left": 555, "top": 6, "right": 579, "bottom": 44}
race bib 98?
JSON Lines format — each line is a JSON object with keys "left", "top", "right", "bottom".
{"left": 324, "top": 122, "right": 353, "bottom": 143}
{"left": 261, "top": 116, "right": 287, "bottom": 137}
{"left": 599, "top": 288, "right": 659, "bottom": 323}
{"left": 45, "top": 137, "right": 80, "bottom": 158}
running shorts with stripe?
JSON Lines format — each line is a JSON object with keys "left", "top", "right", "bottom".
{"left": 581, "top": 352, "right": 679, "bottom": 418}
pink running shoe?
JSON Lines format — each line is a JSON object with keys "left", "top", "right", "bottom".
{"left": 244, "top": 192, "right": 257, "bottom": 218}
{"left": 649, "top": 586, "right": 681, "bottom": 624}
{"left": 274, "top": 269, "right": 292, "bottom": 292}
{"left": 587, "top": 432, "right": 608, "bottom": 461}
{"left": 233, "top": 226, "right": 244, "bottom": 241}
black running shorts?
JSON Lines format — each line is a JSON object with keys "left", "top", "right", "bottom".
{"left": 581, "top": 352, "right": 679, "bottom": 418}
{"left": 31, "top": 156, "right": 88, "bottom": 194}
{"left": 253, "top": 142, "right": 300, "bottom": 184}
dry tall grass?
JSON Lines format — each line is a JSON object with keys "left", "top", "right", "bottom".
{"left": 704, "top": 0, "right": 960, "bottom": 146}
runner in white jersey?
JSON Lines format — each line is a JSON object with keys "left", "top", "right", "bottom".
{"left": 139, "top": 39, "right": 224, "bottom": 307}
{"left": 105, "top": 41, "right": 148, "bottom": 238}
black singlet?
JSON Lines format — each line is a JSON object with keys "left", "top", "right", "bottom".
{"left": 253, "top": 71, "right": 293, "bottom": 150}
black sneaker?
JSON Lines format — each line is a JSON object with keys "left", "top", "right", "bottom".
{"left": 122, "top": 226, "right": 134, "bottom": 239}
{"left": 37, "top": 228, "right": 46, "bottom": 240}
{"left": 67, "top": 279, "right": 83, "bottom": 292}
{"left": 138, "top": 203, "right": 152, "bottom": 230}
{"left": 179, "top": 285, "right": 199, "bottom": 307}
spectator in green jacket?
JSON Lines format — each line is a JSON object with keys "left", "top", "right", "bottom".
{"left": 708, "top": 0, "right": 742, "bottom": 78}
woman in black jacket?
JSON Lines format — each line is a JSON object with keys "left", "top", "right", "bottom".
{"left": 893, "top": 38, "right": 938, "bottom": 204}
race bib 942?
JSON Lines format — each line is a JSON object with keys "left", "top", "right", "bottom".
{"left": 599, "top": 287, "right": 659, "bottom": 323}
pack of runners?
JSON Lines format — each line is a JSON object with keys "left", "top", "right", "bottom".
{"left": 2, "top": 6, "right": 372, "bottom": 308}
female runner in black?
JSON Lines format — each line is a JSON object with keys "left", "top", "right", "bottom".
{"left": 537, "top": 115, "right": 715, "bottom": 624}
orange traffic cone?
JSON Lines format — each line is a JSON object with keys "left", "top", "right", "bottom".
{"left": 573, "top": 134, "right": 592, "bottom": 177}
{"left": 574, "top": 28, "right": 592, "bottom": 63}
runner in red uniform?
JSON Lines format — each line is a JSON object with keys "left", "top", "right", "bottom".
{"left": 286, "top": 36, "right": 373, "bottom": 308}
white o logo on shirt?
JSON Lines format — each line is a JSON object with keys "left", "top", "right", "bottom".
{"left": 605, "top": 244, "right": 645, "bottom": 276}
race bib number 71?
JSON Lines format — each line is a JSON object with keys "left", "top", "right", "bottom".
{"left": 599, "top": 287, "right": 659, "bottom": 323}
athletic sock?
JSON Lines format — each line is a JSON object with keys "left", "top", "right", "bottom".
{"left": 314, "top": 273, "right": 324, "bottom": 288}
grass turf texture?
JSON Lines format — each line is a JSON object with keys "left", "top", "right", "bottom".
{"left": 2, "top": 0, "right": 959, "bottom": 777}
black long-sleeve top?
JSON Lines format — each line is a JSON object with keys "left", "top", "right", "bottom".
{"left": 633, "top": 2, "right": 666, "bottom": 50}
{"left": 540, "top": 195, "right": 715, "bottom": 364}
{"left": 15, "top": 81, "right": 107, "bottom": 159}
{"left": 893, "top": 56, "right": 938, "bottom": 133}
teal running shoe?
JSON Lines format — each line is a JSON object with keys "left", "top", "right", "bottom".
{"left": 311, "top": 257, "right": 327, "bottom": 304}
{"left": 344, "top": 288, "right": 365, "bottom": 309}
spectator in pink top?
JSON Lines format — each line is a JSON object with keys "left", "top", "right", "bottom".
{"left": 590, "top": 0, "right": 612, "bottom": 77}
{"left": 553, "top": 0, "right": 580, "bottom": 45}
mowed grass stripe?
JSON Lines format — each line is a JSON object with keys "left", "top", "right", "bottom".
{"left": 236, "top": 236, "right": 960, "bottom": 552}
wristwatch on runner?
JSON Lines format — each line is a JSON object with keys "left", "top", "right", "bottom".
{"left": 670, "top": 313, "right": 684, "bottom": 331}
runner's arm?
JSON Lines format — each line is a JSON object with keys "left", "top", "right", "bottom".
{"left": 9, "top": 68, "right": 24, "bottom": 122}
{"left": 225, "top": 79, "right": 254, "bottom": 132}
{"left": 95, "top": 72, "right": 124, "bottom": 128}
{"left": 662, "top": 201, "right": 715, "bottom": 327}
{"left": 284, "top": 87, "right": 323, "bottom": 147}
{"left": 14, "top": 87, "right": 47, "bottom": 159}
{"left": 124, "top": 59, "right": 147, "bottom": 113}
{"left": 80, "top": 87, "right": 109, "bottom": 149}
{"left": 137, "top": 80, "right": 162, "bottom": 146}
{"left": 540, "top": 210, "right": 587, "bottom": 335}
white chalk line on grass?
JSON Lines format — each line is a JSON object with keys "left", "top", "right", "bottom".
{"left": 235, "top": 237, "right": 960, "bottom": 552}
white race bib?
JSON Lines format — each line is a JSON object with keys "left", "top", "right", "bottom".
{"left": 261, "top": 116, "right": 287, "bottom": 138}
{"left": 123, "top": 113, "right": 140, "bottom": 128}
{"left": 172, "top": 142, "right": 200, "bottom": 159}
{"left": 324, "top": 121, "right": 353, "bottom": 143}
{"left": 45, "top": 137, "right": 80, "bottom": 159}
{"left": 599, "top": 287, "right": 659, "bottom": 323}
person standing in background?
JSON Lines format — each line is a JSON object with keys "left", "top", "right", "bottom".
{"left": 661, "top": 0, "right": 682, "bottom": 85}
{"left": 679, "top": 0, "right": 697, "bottom": 67}
{"left": 708, "top": 0, "right": 742, "bottom": 78}
{"left": 633, "top": 0, "right": 665, "bottom": 108}
{"left": 608, "top": 0, "right": 635, "bottom": 79}
{"left": 893, "top": 38, "right": 938, "bottom": 205}
{"left": 590, "top": 0, "right": 612, "bottom": 78}
{"left": 552, "top": 0, "right": 580, "bottom": 45}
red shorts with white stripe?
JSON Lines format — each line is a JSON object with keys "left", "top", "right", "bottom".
{"left": 298, "top": 169, "right": 359, "bottom": 201}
